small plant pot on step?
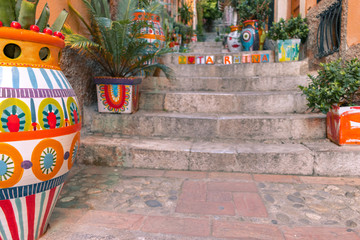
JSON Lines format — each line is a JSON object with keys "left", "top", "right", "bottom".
{"left": 327, "top": 105, "right": 360, "bottom": 145}
{"left": 94, "top": 77, "right": 142, "bottom": 114}
{"left": 276, "top": 39, "right": 300, "bottom": 62}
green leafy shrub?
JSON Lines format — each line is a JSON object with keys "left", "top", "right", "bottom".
{"left": 267, "top": 15, "right": 309, "bottom": 43}
{"left": 299, "top": 58, "right": 360, "bottom": 114}
{"left": 237, "top": 0, "right": 271, "bottom": 24}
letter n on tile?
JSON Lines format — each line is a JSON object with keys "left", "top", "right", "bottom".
{"left": 179, "top": 56, "right": 187, "bottom": 64}
{"left": 252, "top": 54, "right": 261, "bottom": 63}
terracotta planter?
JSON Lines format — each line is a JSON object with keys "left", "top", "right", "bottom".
{"left": 327, "top": 105, "right": 360, "bottom": 145}
{"left": 276, "top": 39, "right": 300, "bottom": 62}
{"left": 94, "top": 77, "right": 142, "bottom": 114}
{"left": 0, "top": 28, "right": 81, "bottom": 239}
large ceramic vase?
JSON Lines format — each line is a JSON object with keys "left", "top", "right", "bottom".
{"left": 133, "top": 9, "right": 165, "bottom": 49}
{"left": 94, "top": 77, "right": 142, "bottom": 114}
{"left": 0, "top": 27, "right": 81, "bottom": 239}
{"left": 241, "top": 20, "right": 259, "bottom": 51}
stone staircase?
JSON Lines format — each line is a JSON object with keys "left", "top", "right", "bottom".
{"left": 78, "top": 42, "right": 360, "bottom": 177}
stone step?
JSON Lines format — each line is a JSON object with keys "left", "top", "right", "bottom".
{"left": 163, "top": 51, "right": 274, "bottom": 64}
{"left": 78, "top": 136, "right": 360, "bottom": 176}
{"left": 189, "top": 42, "right": 223, "bottom": 48}
{"left": 84, "top": 106, "right": 326, "bottom": 141}
{"left": 142, "top": 76, "right": 309, "bottom": 92}
{"left": 139, "top": 90, "right": 307, "bottom": 114}
{"left": 163, "top": 60, "right": 308, "bottom": 78}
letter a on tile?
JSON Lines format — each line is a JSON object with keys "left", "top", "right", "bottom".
{"left": 252, "top": 54, "right": 261, "bottom": 63}
{"left": 188, "top": 56, "right": 195, "bottom": 64}
{"left": 234, "top": 55, "right": 241, "bottom": 64}
{"left": 206, "top": 56, "right": 214, "bottom": 64}
{"left": 196, "top": 56, "right": 205, "bottom": 64}
{"left": 261, "top": 54, "right": 270, "bottom": 63}
{"left": 179, "top": 56, "right": 187, "bottom": 64}
{"left": 224, "top": 56, "right": 232, "bottom": 64}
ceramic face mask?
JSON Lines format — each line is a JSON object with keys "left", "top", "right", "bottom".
{"left": 227, "top": 30, "right": 242, "bottom": 52}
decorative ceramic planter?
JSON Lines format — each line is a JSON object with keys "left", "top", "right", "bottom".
{"left": 133, "top": 9, "right": 165, "bottom": 49}
{"left": 327, "top": 105, "right": 360, "bottom": 145}
{"left": 94, "top": 77, "right": 142, "bottom": 114}
{"left": 227, "top": 25, "right": 241, "bottom": 52}
{"left": 276, "top": 39, "right": 300, "bottom": 62}
{"left": 241, "top": 20, "right": 259, "bottom": 51}
{"left": 0, "top": 27, "right": 81, "bottom": 239}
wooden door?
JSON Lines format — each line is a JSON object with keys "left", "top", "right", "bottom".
{"left": 291, "top": 0, "right": 300, "bottom": 16}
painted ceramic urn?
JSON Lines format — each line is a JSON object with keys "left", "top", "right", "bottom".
{"left": 133, "top": 9, "right": 165, "bottom": 49}
{"left": 227, "top": 26, "right": 242, "bottom": 52}
{"left": 0, "top": 27, "right": 81, "bottom": 239}
{"left": 241, "top": 20, "right": 259, "bottom": 51}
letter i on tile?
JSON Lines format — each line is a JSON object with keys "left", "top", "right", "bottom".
{"left": 179, "top": 56, "right": 187, "bottom": 64}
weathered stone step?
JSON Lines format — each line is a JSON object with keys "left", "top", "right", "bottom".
{"left": 84, "top": 107, "right": 326, "bottom": 141}
{"left": 164, "top": 60, "right": 308, "bottom": 78}
{"left": 142, "top": 76, "right": 309, "bottom": 92}
{"left": 139, "top": 90, "right": 307, "bottom": 114}
{"left": 189, "top": 42, "right": 223, "bottom": 53}
{"left": 163, "top": 51, "right": 274, "bottom": 63}
{"left": 78, "top": 136, "right": 360, "bottom": 176}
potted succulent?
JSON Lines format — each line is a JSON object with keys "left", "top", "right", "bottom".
{"left": 66, "top": 0, "right": 172, "bottom": 114}
{"left": 0, "top": 0, "right": 80, "bottom": 239}
{"left": 237, "top": 0, "right": 271, "bottom": 51}
{"left": 267, "top": 15, "right": 309, "bottom": 62}
{"left": 299, "top": 58, "right": 360, "bottom": 145}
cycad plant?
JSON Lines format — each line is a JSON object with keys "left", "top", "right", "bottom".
{"left": 0, "top": 0, "right": 68, "bottom": 32}
{"left": 65, "top": 0, "right": 173, "bottom": 78}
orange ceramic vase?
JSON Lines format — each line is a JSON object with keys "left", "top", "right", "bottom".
{"left": 0, "top": 27, "right": 81, "bottom": 239}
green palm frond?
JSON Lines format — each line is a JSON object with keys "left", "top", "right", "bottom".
{"left": 117, "top": 0, "right": 137, "bottom": 21}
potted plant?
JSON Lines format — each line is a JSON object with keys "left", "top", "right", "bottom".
{"left": 0, "top": 1, "right": 80, "bottom": 239}
{"left": 66, "top": 0, "right": 173, "bottom": 114}
{"left": 267, "top": 15, "right": 309, "bottom": 62}
{"left": 299, "top": 58, "right": 360, "bottom": 145}
{"left": 237, "top": 0, "right": 271, "bottom": 51}
{"left": 178, "top": 0, "right": 193, "bottom": 26}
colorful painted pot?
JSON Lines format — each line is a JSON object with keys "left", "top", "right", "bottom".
{"left": 94, "top": 77, "right": 142, "bottom": 114}
{"left": 276, "top": 39, "right": 300, "bottom": 62}
{"left": 327, "top": 105, "right": 360, "bottom": 145}
{"left": 227, "top": 25, "right": 242, "bottom": 52}
{"left": 0, "top": 27, "right": 81, "bottom": 239}
{"left": 133, "top": 9, "right": 165, "bottom": 49}
{"left": 241, "top": 20, "right": 259, "bottom": 51}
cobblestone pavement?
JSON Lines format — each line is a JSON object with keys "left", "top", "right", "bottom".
{"left": 42, "top": 165, "right": 360, "bottom": 240}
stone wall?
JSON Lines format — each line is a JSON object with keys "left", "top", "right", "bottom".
{"left": 306, "top": 0, "right": 352, "bottom": 70}
{"left": 59, "top": 48, "right": 105, "bottom": 116}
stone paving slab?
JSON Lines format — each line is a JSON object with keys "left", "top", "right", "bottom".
{"left": 43, "top": 165, "right": 360, "bottom": 239}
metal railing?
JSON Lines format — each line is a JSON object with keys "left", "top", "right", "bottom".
{"left": 316, "top": 0, "right": 342, "bottom": 58}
